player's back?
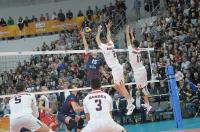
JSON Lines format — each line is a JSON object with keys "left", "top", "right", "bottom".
{"left": 128, "top": 45, "right": 144, "bottom": 70}
{"left": 9, "top": 92, "right": 35, "bottom": 119}
{"left": 83, "top": 90, "right": 113, "bottom": 121}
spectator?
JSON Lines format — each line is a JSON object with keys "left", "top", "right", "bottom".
{"left": 7, "top": 16, "right": 14, "bottom": 25}
{"left": 86, "top": 6, "right": 94, "bottom": 20}
{"left": 0, "top": 18, "right": 7, "bottom": 27}
{"left": 17, "top": 16, "right": 24, "bottom": 30}
{"left": 148, "top": 82, "right": 159, "bottom": 95}
{"left": 31, "top": 15, "right": 38, "bottom": 22}
{"left": 66, "top": 10, "right": 73, "bottom": 19}
{"left": 46, "top": 13, "right": 50, "bottom": 21}
{"left": 57, "top": 9, "right": 65, "bottom": 22}
{"left": 112, "top": 92, "right": 126, "bottom": 125}
{"left": 40, "top": 14, "right": 46, "bottom": 21}
{"left": 77, "top": 10, "right": 84, "bottom": 17}
{"left": 23, "top": 16, "right": 31, "bottom": 27}
{"left": 51, "top": 12, "right": 57, "bottom": 20}
{"left": 133, "top": 90, "right": 147, "bottom": 123}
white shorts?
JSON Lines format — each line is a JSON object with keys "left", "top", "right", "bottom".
{"left": 81, "top": 118, "right": 125, "bottom": 132}
{"left": 134, "top": 67, "right": 147, "bottom": 89}
{"left": 112, "top": 65, "right": 124, "bottom": 85}
{"left": 10, "top": 114, "right": 42, "bottom": 132}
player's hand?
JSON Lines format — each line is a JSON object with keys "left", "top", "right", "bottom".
{"left": 97, "top": 25, "right": 103, "bottom": 33}
{"left": 75, "top": 115, "right": 81, "bottom": 122}
{"left": 106, "top": 20, "right": 112, "bottom": 28}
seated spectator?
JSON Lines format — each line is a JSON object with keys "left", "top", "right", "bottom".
{"left": 66, "top": 10, "right": 73, "bottom": 19}
{"left": 51, "top": 12, "right": 57, "bottom": 20}
{"left": 31, "top": 15, "right": 38, "bottom": 22}
{"left": 148, "top": 82, "right": 159, "bottom": 95}
{"left": 46, "top": 13, "right": 50, "bottom": 21}
{"left": 40, "top": 14, "right": 46, "bottom": 21}
{"left": 77, "top": 10, "right": 84, "bottom": 17}
{"left": 112, "top": 92, "right": 126, "bottom": 125}
{"left": 58, "top": 9, "right": 65, "bottom": 22}
{"left": 86, "top": 6, "right": 94, "bottom": 20}
{"left": 7, "top": 16, "right": 14, "bottom": 25}
{"left": 23, "top": 16, "right": 31, "bottom": 27}
{"left": 0, "top": 18, "right": 7, "bottom": 27}
{"left": 17, "top": 16, "right": 24, "bottom": 30}
{"left": 132, "top": 90, "right": 146, "bottom": 123}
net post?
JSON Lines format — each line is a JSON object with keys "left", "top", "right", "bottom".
{"left": 166, "top": 65, "right": 183, "bottom": 129}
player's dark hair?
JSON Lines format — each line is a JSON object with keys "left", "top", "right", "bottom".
{"left": 91, "top": 78, "right": 101, "bottom": 90}
{"left": 132, "top": 39, "right": 140, "bottom": 48}
{"left": 16, "top": 83, "right": 26, "bottom": 92}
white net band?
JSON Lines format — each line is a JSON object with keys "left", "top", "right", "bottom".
{"left": 0, "top": 48, "right": 154, "bottom": 56}
{"left": 0, "top": 80, "right": 159, "bottom": 98}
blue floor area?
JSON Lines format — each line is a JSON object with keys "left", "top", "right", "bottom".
{"left": 124, "top": 117, "right": 200, "bottom": 132}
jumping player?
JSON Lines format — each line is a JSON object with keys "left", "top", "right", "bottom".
{"left": 82, "top": 78, "right": 126, "bottom": 132}
{"left": 9, "top": 83, "right": 53, "bottom": 132}
{"left": 96, "top": 20, "right": 135, "bottom": 115}
{"left": 125, "top": 25, "right": 152, "bottom": 114}
{"left": 80, "top": 31, "right": 109, "bottom": 86}
{"left": 57, "top": 84, "right": 84, "bottom": 132}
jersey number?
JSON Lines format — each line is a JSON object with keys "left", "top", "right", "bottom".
{"left": 15, "top": 96, "right": 21, "bottom": 104}
{"left": 137, "top": 54, "right": 141, "bottom": 63}
{"left": 112, "top": 50, "right": 116, "bottom": 58}
{"left": 95, "top": 99, "right": 102, "bottom": 111}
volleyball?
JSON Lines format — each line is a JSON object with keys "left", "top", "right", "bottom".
{"left": 84, "top": 27, "right": 92, "bottom": 33}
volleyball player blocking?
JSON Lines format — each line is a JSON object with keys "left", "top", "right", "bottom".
{"left": 96, "top": 20, "right": 135, "bottom": 115}
{"left": 125, "top": 25, "right": 152, "bottom": 114}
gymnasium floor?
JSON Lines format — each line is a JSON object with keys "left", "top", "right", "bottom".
{"left": 124, "top": 117, "right": 200, "bottom": 132}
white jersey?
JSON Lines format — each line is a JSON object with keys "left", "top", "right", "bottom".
{"left": 128, "top": 45, "right": 144, "bottom": 70}
{"left": 99, "top": 42, "right": 120, "bottom": 69}
{"left": 9, "top": 92, "right": 39, "bottom": 119}
{"left": 83, "top": 90, "right": 113, "bottom": 120}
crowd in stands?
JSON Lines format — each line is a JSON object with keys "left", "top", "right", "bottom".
{"left": 140, "top": 0, "right": 200, "bottom": 117}
{"left": 0, "top": 0, "right": 200, "bottom": 126}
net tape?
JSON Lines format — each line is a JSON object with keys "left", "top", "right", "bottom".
{"left": 0, "top": 48, "right": 154, "bottom": 56}
{"left": 0, "top": 80, "right": 161, "bottom": 98}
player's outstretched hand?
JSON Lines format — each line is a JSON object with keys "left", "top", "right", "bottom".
{"left": 106, "top": 20, "right": 112, "bottom": 29}
{"left": 97, "top": 25, "right": 103, "bottom": 33}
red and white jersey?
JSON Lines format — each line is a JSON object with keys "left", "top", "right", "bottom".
{"left": 83, "top": 90, "right": 113, "bottom": 121}
{"left": 99, "top": 42, "right": 120, "bottom": 69}
{"left": 9, "top": 92, "right": 39, "bottom": 119}
{"left": 128, "top": 45, "right": 144, "bottom": 70}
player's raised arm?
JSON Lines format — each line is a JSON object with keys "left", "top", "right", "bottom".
{"left": 80, "top": 31, "right": 89, "bottom": 53}
{"left": 96, "top": 25, "right": 103, "bottom": 46}
{"left": 31, "top": 93, "right": 39, "bottom": 118}
{"left": 106, "top": 20, "right": 112, "bottom": 42}
{"left": 125, "top": 25, "right": 131, "bottom": 47}
{"left": 130, "top": 27, "right": 136, "bottom": 43}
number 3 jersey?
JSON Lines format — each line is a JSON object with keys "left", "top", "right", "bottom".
{"left": 99, "top": 42, "right": 120, "bottom": 69}
{"left": 9, "top": 92, "right": 39, "bottom": 119}
{"left": 128, "top": 45, "right": 144, "bottom": 70}
{"left": 83, "top": 90, "right": 113, "bottom": 120}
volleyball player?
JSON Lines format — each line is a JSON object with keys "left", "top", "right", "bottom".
{"left": 9, "top": 83, "right": 53, "bottom": 132}
{"left": 96, "top": 20, "right": 135, "bottom": 115}
{"left": 82, "top": 78, "right": 126, "bottom": 132}
{"left": 80, "top": 31, "right": 109, "bottom": 86}
{"left": 57, "top": 84, "right": 84, "bottom": 132}
{"left": 125, "top": 25, "right": 152, "bottom": 114}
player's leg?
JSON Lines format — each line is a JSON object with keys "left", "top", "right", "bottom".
{"left": 141, "top": 87, "right": 152, "bottom": 114}
{"left": 10, "top": 118, "right": 22, "bottom": 132}
{"left": 112, "top": 65, "right": 135, "bottom": 115}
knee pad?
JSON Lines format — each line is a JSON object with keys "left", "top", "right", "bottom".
{"left": 142, "top": 87, "right": 149, "bottom": 96}
{"left": 77, "top": 118, "right": 84, "bottom": 129}
{"left": 67, "top": 119, "right": 76, "bottom": 131}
